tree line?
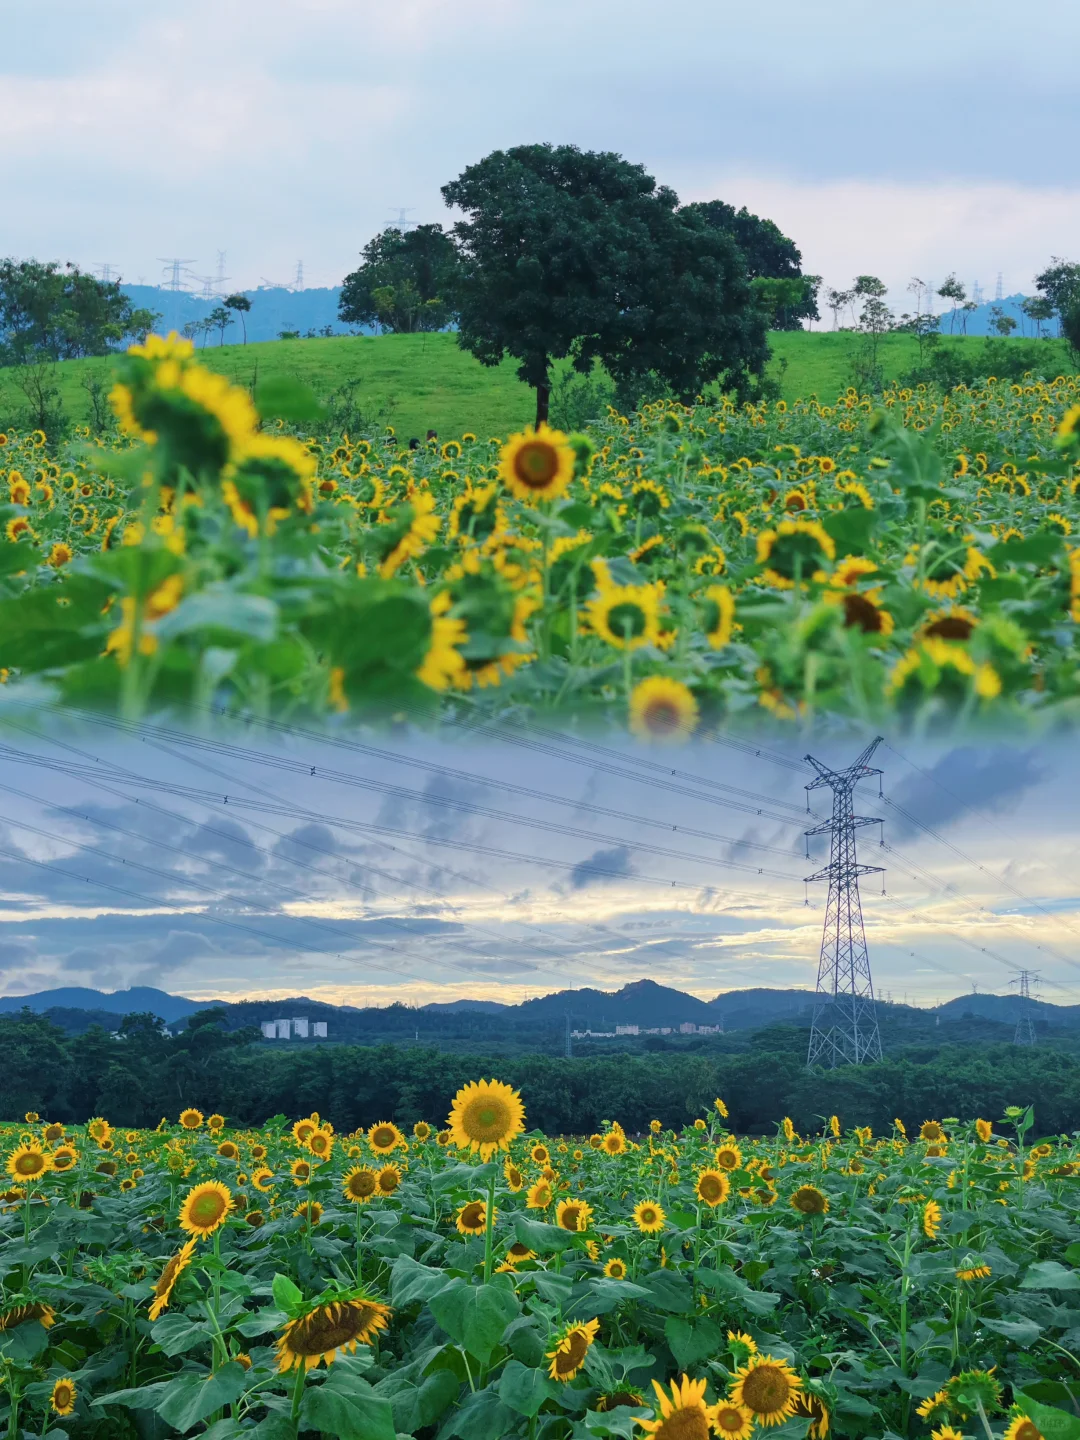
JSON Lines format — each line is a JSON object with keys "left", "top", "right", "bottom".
{"left": 338, "top": 144, "right": 821, "bottom": 424}
{"left": 3, "top": 1007, "right": 1075, "bottom": 1138}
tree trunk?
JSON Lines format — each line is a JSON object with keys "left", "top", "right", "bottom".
{"left": 535, "top": 379, "right": 550, "bottom": 428}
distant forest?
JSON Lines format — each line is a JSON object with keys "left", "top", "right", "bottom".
{"left": 2, "top": 1006, "right": 1076, "bottom": 1136}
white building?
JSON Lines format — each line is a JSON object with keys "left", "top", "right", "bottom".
{"left": 274, "top": 1018, "right": 290, "bottom": 1039}
{"left": 291, "top": 1017, "right": 309, "bottom": 1039}
{"left": 260, "top": 1021, "right": 277, "bottom": 1040}
{"left": 615, "top": 1024, "right": 639, "bottom": 1035}
{"left": 313, "top": 1021, "right": 327, "bottom": 1039}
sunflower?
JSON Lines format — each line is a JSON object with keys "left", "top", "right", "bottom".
{"left": 217, "top": 1140, "right": 240, "bottom": 1161}
{"left": 587, "top": 581, "right": 663, "bottom": 651}
{"left": 502, "top": 1241, "right": 537, "bottom": 1268}
{"left": 556, "top": 1198, "right": 593, "bottom": 1232}
{"left": 179, "top": 1181, "right": 233, "bottom": 1238}
{"left": 975, "top": 1119, "right": 992, "bottom": 1143}
{"left": 275, "top": 1293, "right": 392, "bottom": 1372}
{"left": 455, "top": 1199, "right": 490, "bottom": 1235}
{"left": 756, "top": 519, "right": 835, "bottom": 587}
{"left": 714, "top": 1401, "right": 755, "bottom": 1440}
{"left": 6, "top": 1143, "right": 52, "bottom": 1181}
{"left": 956, "top": 1264, "right": 992, "bottom": 1281}
{"left": 51, "top": 1146, "right": 78, "bottom": 1172}
{"left": 597, "top": 1388, "right": 645, "bottom": 1412}
{"left": 294, "top": 1201, "right": 323, "bottom": 1227}
{"left": 920, "top": 1120, "right": 945, "bottom": 1142}
{"left": 916, "top": 1390, "right": 950, "bottom": 1422}
{"left": 290, "top": 1158, "right": 312, "bottom": 1185}
{"left": 923, "top": 1200, "right": 942, "bottom": 1239}
{"left": 527, "top": 1180, "right": 553, "bottom": 1209}
{"left": 0, "top": 1300, "right": 55, "bottom": 1332}
{"left": 1004, "top": 1414, "right": 1044, "bottom": 1440}
{"left": 292, "top": 1119, "right": 317, "bottom": 1145}
{"left": 342, "top": 1167, "right": 378, "bottom": 1204}
{"left": 790, "top": 1185, "right": 829, "bottom": 1217}
{"left": 730, "top": 1354, "right": 802, "bottom": 1426}
{"left": 793, "top": 1391, "right": 831, "bottom": 1439}
{"left": 499, "top": 425, "right": 575, "bottom": 504}
{"left": 633, "top": 1200, "right": 666, "bottom": 1234}
{"left": 250, "top": 1167, "right": 274, "bottom": 1193}
{"left": 504, "top": 1159, "right": 524, "bottom": 1192}
{"left": 546, "top": 1317, "right": 600, "bottom": 1382}
{"left": 87, "top": 1117, "right": 111, "bottom": 1144}
{"left": 530, "top": 1142, "right": 551, "bottom": 1165}
{"left": 447, "top": 1078, "right": 526, "bottom": 1160}
{"left": 601, "top": 1130, "right": 627, "bottom": 1156}
{"left": 48, "top": 1376, "right": 77, "bottom": 1417}
{"left": 714, "top": 1142, "right": 742, "bottom": 1172}
{"left": 246, "top": 1210, "right": 266, "bottom": 1228}
{"left": 629, "top": 675, "right": 699, "bottom": 744}
{"left": 695, "top": 1168, "right": 731, "bottom": 1207}
{"left": 639, "top": 1375, "right": 716, "bottom": 1440}
{"left": 179, "top": 1108, "right": 203, "bottom": 1131}
{"left": 412, "top": 1121, "right": 431, "bottom": 1142}
{"left": 149, "top": 1237, "right": 198, "bottom": 1321}
{"left": 376, "top": 1164, "right": 401, "bottom": 1195}
{"left": 307, "top": 1130, "right": 334, "bottom": 1162}
{"left": 945, "top": 1369, "right": 1003, "bottom": 1419}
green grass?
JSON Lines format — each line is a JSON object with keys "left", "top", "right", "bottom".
{"left": 1, "top": 330, "right": 1072, "bottom": 441}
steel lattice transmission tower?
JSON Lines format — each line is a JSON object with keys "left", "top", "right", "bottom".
{"left": 1012, "top": 969, "right": 1038, "bottom": 1046}
{"left": 805, "top": 737, "right": 885, "bottom": 1067}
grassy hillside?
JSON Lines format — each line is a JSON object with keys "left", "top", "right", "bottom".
{"left": 0, "top": 330, "right": 1072, "bottom": 441}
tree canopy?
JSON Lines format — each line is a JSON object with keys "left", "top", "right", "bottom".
{"left": 338, "top": 223, "right": 459, "bottom": 334}
{"left": 1035, "top": 257, "right": 1080, "bottom": 356}
{"left": 441, "top": 143, "right": 770, "bottom": 424}
{"left": 682, "top": 199, "right": 820, "bottom": 328}
{"left": 0, "top": 259, "right": 158, "bottom": 367}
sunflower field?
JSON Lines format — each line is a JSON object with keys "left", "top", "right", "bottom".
{"left": 1, "top": 1083, "right": 1078, "bottom": 1440}
{"left": 1, "top": 333, "right": 1080, "bottom": 732}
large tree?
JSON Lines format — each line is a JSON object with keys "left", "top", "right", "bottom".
{"left": 0, "top": 259, "right": 158, "bottom": 366}
{"left": 682, "top": 200, "right": 819, "bottom": 329}
{"left": 338, "top": 223, "right": 459, "bottom": 333}
{"left": 441, "top": 144, "right": 769, "bottom": 425}
{"left": 1035, "top": 257, "right": 1080, "bottom": 356}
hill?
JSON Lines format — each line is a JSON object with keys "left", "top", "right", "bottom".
{"left": 1, "top": 331, "right": 1072, "bottom": 442}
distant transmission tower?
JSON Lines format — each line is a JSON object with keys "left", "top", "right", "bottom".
{"left": 215, "top": 250, "right": 229, "bottom": 288}
{"left": 94, "top": 262, "right": 120, "bottom": 282}
{"left": 995, "top": 271, "right": 1004, "bottom": 302}
{"left": 564, "top": 1013, "right": 573, "bottom": 1059}
{"left": 294, "top": 260, "right": 304, "bottom": 289}
{"left": 805, "top": 738, "right": 885, "bottom": 1068}
{"left": 1011, "top": 970, "right": 1038, "bottom": 1046}
{"left": 388, "top": 207, "right": 417, "bottom": 232}
{"left": 158, "top": 258, "right": 195, "bottom": 292}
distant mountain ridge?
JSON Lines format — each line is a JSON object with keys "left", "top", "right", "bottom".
{"left": 1, "top": 979, "right": 1073, "bottom": 1033}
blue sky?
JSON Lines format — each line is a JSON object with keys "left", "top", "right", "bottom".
{"left": 0, "top": 718, "right": 1077, "bottom": 1011}
{"left": 3, "top": 0, "right": 1077, "bottom": 304}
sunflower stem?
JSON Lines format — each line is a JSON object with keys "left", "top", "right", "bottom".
{"left": 290, "top": 1358, "right": 307, "bottom": 1422}
{"left": 482, "top": 1167, "right": 497, "bottom": 1285}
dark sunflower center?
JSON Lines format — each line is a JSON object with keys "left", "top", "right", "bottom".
{"left": 699, "top": 1175, "right": 723, "bottom": 1201}
{"left": 555, "top": 1329, "right": 590, "bottom": 1375}
{"left": 842, "top": 593, "right": 884, "bottom": 633}
{"left": 607, "top": 602, "right": 647, "bottom": 638}
{"left": 15, "top": 1154, "right": 44, "bottom": 1175}
{"left": 461, "top": 1202, "right": 485, "bottom": 1229}
{"left": 290, "top": 1302, "right": 375, "bottom": 1356}
{"left": 643, "top": 700, "right": 681, "bottom": 734}
{"left": 655, "top": 1405, "right": 710, "bottom": 1440}
{"left": 640, "top": 1208, "right": 657, "bottom": 1224}
{"left": 717, "top": 1407, "right": 746, "bottom": 1433}
{"left": 718, "top": 1151, "right": 738, "bottom": 1170}
{"left": 514, "top": 441, "right": 559, "bottom": 488}
{"left": 561, "top": 1205, "right": 582, "bottom": 1229}
{"left": 743, "top": 1367, "right": 791, "bottom": 1413}
{"left": 191, "top": 1193, "right": 226, "bottom": 1225}
{"left": 925, "top": 617, "right": 974, "bottom": 640}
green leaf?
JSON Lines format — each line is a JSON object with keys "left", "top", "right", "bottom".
{"left": 987, "top": 532, "right": 1064, "bottom": 567}
{"left": 92, "top": 1381, "right": 171, "bottom": 1410}
{"left": 981, "top": 1316, "right": 1043, "bottom": 1344}
{"left": 499, "top": 1358, "right": 558, "bottom": 1417}
{"left": 1020, "top": 1261, "right": 1080, "bottom": 1290}
{"left": 272, "top": 1273, "right": 303, "bottom": 1311}
{"left": 156, "top": 1364, "right": 248, "bottom": 1432}
{"left": 1015, "top": 1393, "right": 1080, "bottom": 1440}
{"left": 696, "top": 1265, "right": 780, "bottom": 1316}
{"left": 641, "top": 1270, "right": 694, "bottom": 1314}
{"left": 300, "top": 1385, "right": 396, "bottom": 1440}
{"left": 0, "top": 1321, "right": 50, "bottom": 1363}
{"left": 513, "top": 1216, "right": 575, "bottom": 1253}
{"left": 569, "top": 1278, "right": 651, "bottom": 1318}
{"left": 155, "top": 587, "right": 278, "bottom": 644}
{"left": 439, "top": 1386, "right": 516, "bottom": 1440}
{"left": 150, "top": 1311, "right": 213, "bottom": 1356}
{"left": 822, "top": 507, "right": 877, "bottom": 555}
{"left": 428, "top": 1279, "right": 520, "bottom": 1362}
{"left": 665, "top": 1316, "right": 724, "bottom": 1369}
{"left": 417, "top": 1369, "right": 461, "bottom": 1426}
{"left": 391, "top": 1254, "right": 457, "bottom": 1306}
{"left": 584, "top": 1406, "right": 650, "bottom": 1439}
{"left": 255, "top": 376, "right": 326, "bottom": 423}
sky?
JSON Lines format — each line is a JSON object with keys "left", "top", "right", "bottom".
{"left": 0, "top": 712, "right": 1078, "bottom": 1012}
{"left": 2, "top": 0, "right": 1077, "bottom": 307}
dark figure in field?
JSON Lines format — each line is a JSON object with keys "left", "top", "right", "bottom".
{"left": 408, "top": 437, "right": 419, "bottom": 450}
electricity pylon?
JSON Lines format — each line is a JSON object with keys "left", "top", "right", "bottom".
{"left": 805, "top": 737, "right": 885, "bottom": 1067}
{"left": 1012, "top": 969, "right": 1038, "bottom": 1046}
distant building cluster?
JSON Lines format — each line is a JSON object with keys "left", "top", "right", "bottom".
{"left": 259, "top": 1016, "right": 328, "bottom": 1041}
{"left": 571, "top": 1022, "right": 723, "bottom": 1039}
